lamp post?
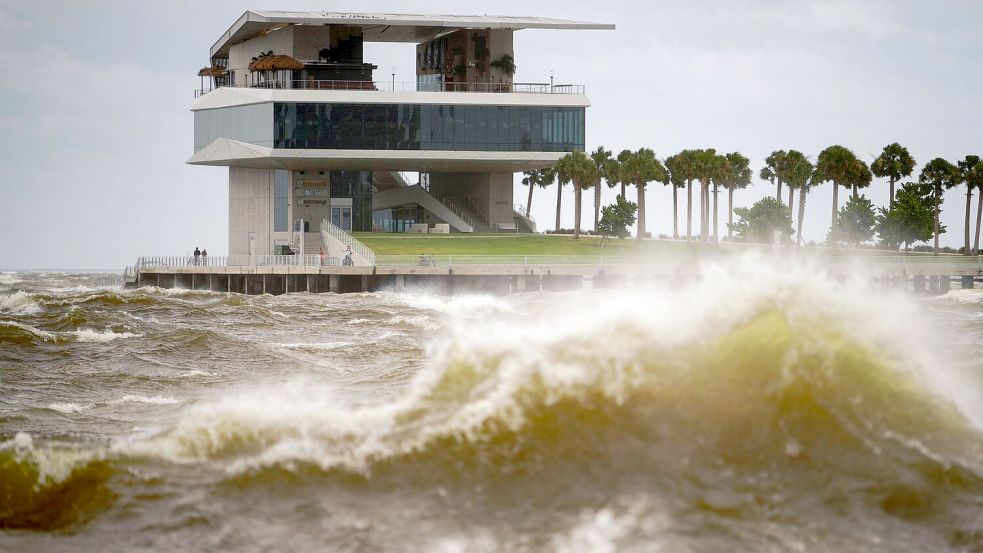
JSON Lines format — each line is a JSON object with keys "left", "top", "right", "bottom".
{"left": 391, "top": 68, "right": 396, "bottom": 91}
{"left": 549, "top": 70, "right": 554, "bottom": 93}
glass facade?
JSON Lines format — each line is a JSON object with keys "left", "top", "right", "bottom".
{"left": 194, "top": 103, "right": 273, "bottom": 151}
{"left": 330, "top": 170, "right": 373, "bottom": 231}
{"left": 273, "top": 103, "right": 585, "bottom": 152}
{"left": 273, "top": 170, "right": 289, "bottom": 232}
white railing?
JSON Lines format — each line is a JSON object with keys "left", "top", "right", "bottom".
{"left": 513, "top": 203, "right": 536, "bottom": 223}
{"left": 136, "top": 255, "right": 330, "bottom": 267}
{"left": 194, "top": 80, "right": 585, "bottom": 98}
{"left": 320, "top": 219, "right": 376, "bottom": 265}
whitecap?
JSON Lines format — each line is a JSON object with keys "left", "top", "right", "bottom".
{"left": 47, "top": 402, "right": 91, "bottom": 415}
{"left": 73, "top": 329, "right": 142, "bottom": 343}
{"left": 109, "top": 394, "right": 180, "bottom": 405}
{"left": 0, "top": 291, "right": 41, "bottom": 315}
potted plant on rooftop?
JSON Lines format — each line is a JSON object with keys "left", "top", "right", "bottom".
{"left": 490, "top": 54, "right": 516, "bottom": 91}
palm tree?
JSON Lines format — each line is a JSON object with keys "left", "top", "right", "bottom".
{"left": 553, "top": 164, "right": 570, "bottom": 233}
{"left": 781, "top": 151, "right": 807, "bottom": 221}
{"left": 521, "top": 168, "right": 554, "bottom": 216}
{"left": 690, "top": 149, "right": 725, "bottom": 241}
{"left": 919, "top": 157, "right": 960, "bottom": 254}
{"left": 621, "top": 148, "right": 668, "bottom": 240}
{"left": 783, "top": 151, "right": 814, "bottom": 246}
{"left": 673, "top": 149, "right": 698, "bottom": 241}
{"left": 761, "top": 150, "right": 788, "bottom": 201}
{"left": 717, "top": 152, "right": 752, "bottom": 239}
{"left": 974, "top": 159, "right": 983, "bottom": 255}
{"left": 850, "top": 161, "right": 873, "bottom": 198}
{"left": 664, "top": 153, "right": 691, "bottom": 240}
{"left": 555, "top": 151, "right": 600, "bottom": 240}
{"left": 957, "top": 156, "right": 982, "bottom": 255}
{"left": 589, "top": 147, "right": 614, "bottom": 232}
{"left": 616, "top": 149, "right": 632, "bottom": 198}
{"left": 814, "top": 145, "right": 867, "bottom": 244}
{"left": 871, "top": 143, "right": 916, "bottom": 206}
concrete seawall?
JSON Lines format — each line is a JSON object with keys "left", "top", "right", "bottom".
{"left": 131, "top": 264, "right": 981, "bottom": 295}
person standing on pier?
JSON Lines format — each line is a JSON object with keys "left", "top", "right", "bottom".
{"left": 193, "top": 247, "right": 201, "bottom": 265}
{"left": 319, "top": 247, "right": 325, "bottom": 266}
{"left": 201, "top": 248, "right": 207, "bottom": 266}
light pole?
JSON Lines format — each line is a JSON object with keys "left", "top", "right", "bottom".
{"left": 549, "top": 70, "right": 554, "bottom": 93}
{"left": 391, "top": 67, "right": 396, "bottom": 91}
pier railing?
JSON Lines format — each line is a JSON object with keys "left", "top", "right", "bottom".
{"left": 136, "top": 255, "right": 335, "bottom": 267}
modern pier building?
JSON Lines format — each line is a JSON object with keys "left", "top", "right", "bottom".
{"left": 190, "top": 10, "right": 614, "bottom": 258}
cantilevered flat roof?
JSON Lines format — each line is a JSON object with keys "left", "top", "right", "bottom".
{"left": 211, "top": 10, "right": 615, "bottom": 58}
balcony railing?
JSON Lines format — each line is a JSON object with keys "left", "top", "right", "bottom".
{"left": 194, "top": 80, "right": 585, "bottom": 98}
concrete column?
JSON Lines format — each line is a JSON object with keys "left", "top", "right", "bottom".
{"left": 361, "top": 275, "right": 369, "bottom": 292}
{"left": 962, "top": 275, "right": 975, "bottom": 289}
{"left": 329, "top": 274, "right": 339, "bottom": 293}
{"left": 940, "top": 276, "right": 951, "bottom": 293}
{"left": 928, "top": 275, "right": 940, "bottom": 294}
{"left": 912, "top": 275, "right": 925, "bottom": 294}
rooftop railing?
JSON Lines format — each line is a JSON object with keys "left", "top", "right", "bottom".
{"left": 194, "top": 80, "right": 585, "bottom": 98}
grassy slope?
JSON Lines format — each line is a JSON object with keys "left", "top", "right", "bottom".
{"left": 350, "top": 233, "right": 940, "bottom": 257}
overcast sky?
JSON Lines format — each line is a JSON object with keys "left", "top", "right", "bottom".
{"left": 1, "top": 0, "right": 981, "bottom": 269}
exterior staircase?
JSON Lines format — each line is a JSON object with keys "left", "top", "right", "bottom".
{"left": 320, "top": 219, "right": 375, "bottom": 266}
{"left": 512, "top": 204, "right": 537, "bottom": 233}
{"left": 373, "top": 185, "right": 475, "bottom": 232}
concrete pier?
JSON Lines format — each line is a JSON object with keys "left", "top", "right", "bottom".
{"left": 128, "top": 262, "right": 983, "bottom": 296}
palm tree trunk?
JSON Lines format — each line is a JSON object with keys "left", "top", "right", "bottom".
{"left": 889, "top": 176, "right": 896, "bottom": 206}
{"left": 831, "top": 182, "right": 839, "bottom": 244}
{"left": 797, "top": 186, "right": 807, "bottom": 247}
{"left": 699, "top": 180, "right": 706, "bottom": 241}
{"left": 636, "top": 183, "right": 646, "bottom": 240}
{"left": 728, "top": 188, "right": 734, "bottom": 238}
{"left": 776, "top": 180, "right": 781, "bottom": 202}
{"left": 672, "top": 184, "right": 679, "bottom": 239}
{"left": 555, "top": 184, "right": 562, "bottom": 233}
{"left": 593, "top": 179, "right": 602, "bottom": 232}
{"left": 975, "top": 190, "right": 983, "bottom": 255}
{"left": 788, "top": 186, "right": 795, "bottom": 221}
{"left": 526, "top": 184, "right": 534, "bottom": 216}
{"left": 574, "top": 183, "right": 582, "bottom": 240}
{"left": 965, "top": 186, "right": 973, "bottom": 255}
{"left": 620, "top": 182, "right": 625, "bottom": 198}
{"left": 712, "top": 183, "right": 719, "bottom": 242}
{"left": 701, "top": 179, "right": 710, "bottom": 242}
{"left": 686, "top": 180, "right": 693, "bottom": 241}
{"left": 934, "top": 186, "right": 941, "bottom": 255}
{"left": 852, "top": 183, "right": 857, "bottom": 198}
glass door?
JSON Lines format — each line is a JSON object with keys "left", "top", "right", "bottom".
{"left": 331, "top": 207, "right": 353, "bottom": 231}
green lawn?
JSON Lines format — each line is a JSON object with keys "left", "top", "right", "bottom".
{"left": 351, "top": 233, "right": 981, "bottom": 262}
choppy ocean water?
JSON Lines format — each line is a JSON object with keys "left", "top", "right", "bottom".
{"left": 2, "top": 260, "right": 983, "bottom": 552}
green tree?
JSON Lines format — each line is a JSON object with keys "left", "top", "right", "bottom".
{"left": 553, "top": 164, "right": 570, "bottom": 233}
{"left": 555, "top": 151, "right": 599, "bottom": 240}
{"left": 520, "top": 168, "right": 555, "bottom": 217}
{"left": 728, "top": 197, "right": 793, "bottom": 244}
{"left": 621, "top": 148, "right": 668, "bottom": 240}
{"left": 782, "top": 151, "right": 814, "bottom": 246}
{"left": 760, "top": 150, "right": 789, "bottom": 201}
{"left": 691, "top": 149, "right": 726, "bottom": 241}
{"left": 614, "top": 149, "right": 632, "bottom": 198}
{"left": 972, "top": 159, "right": 983, "bottom": 255}
{"left": 814, "top": 145, "right": 868, "bottom": 244}
{"left": 589, "top": 147, "right": 614, "bottom": 232}
{"left": 834, "top": 195, "right": 876, "bottom": 245}
{"left": 957, "top": 155, "right": 982, "bottom": 255}
{"left": 597, "top": 194, "right": 638, "bottom": 243}
{"left": 871, "top": 143, "right": 916, "bottom": 205}
{"left": 875, "top": 183, "right": 937, "bottom": 253}
{"left": 919, "top": 157, "right": 960, "bottom": 254}
{"left": 717, "top": 152, "right": 752, "bottom": 239}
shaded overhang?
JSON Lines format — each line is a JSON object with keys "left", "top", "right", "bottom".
{"left": 188, "top": 138, "right": 565, "bottom": 173}
{"left": 211, "top": 10, "right": 616, "bottom": 58}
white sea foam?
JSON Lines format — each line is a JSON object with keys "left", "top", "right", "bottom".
{"left": 47, "top": 402, "right": 91, "bottom": 415}
{"left": 173, "top": 369, "right": 213, "bottom": 378}
{"left": 0, "top": 273, "right": 22, "bottom": 286}
{"left": 933, "top": 288, "right": 983, "bottom": 304}
{"left": 72, "top": 329, "right": 141, "bottom": 343}
{"left": 0, "top": 320, "right": 58, "bottom": 341}
{"left": 277, "top": 342, "right": 352, "bottom": 352}
{"left": 0, "top": 291, "right": 42, "bottom": 315}
{"left": 121, "top": 255, "right": 983, "bottom": 475}
{"left": 109, "top": 394, "right": 181, "bottom": 406}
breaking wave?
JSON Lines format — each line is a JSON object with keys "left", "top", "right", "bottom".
{"left": 125, "top": 260, "right": 983, "bottom": 499}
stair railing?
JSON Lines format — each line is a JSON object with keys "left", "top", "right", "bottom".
{"left": 320, "top": 219, "right": 376, "bottom": 265}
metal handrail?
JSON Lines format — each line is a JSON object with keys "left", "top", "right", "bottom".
{"left": 320, "top": 219, "right": 376, "bottom": 265}
{"left": 513, "top": 204, "right": 536, "bottom": 223}
{"left": 135, "top": 255, "right": 325, "bottom": 267}
{"left": 194, "top": 80, "right": 586, "bottom": 98}
{"left": 424, "top": 188, "right": 473, "bottom": 228}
